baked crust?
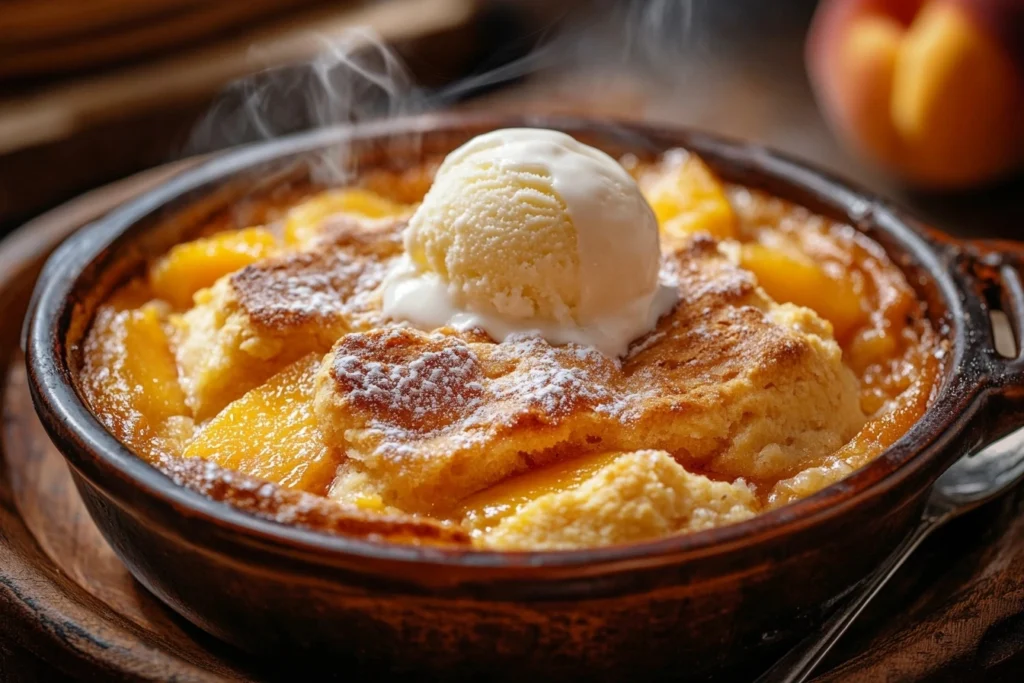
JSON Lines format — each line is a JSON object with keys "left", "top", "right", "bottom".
{"left": 173, "top": 219, "right": 404, "bottom": 420}
{"left": 161, "top": 456, "right": 470, "bottom": 546}
{"left": 79, "top": 159, "right": 938, "bottom": 551}
{"left": 315, "top": 234, "right": 865, "bottom": 514}
{"left": 482, "top": 451, "right": 757, "bottom": 550}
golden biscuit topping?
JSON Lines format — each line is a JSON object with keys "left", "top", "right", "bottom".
{"left": 326, "top": 328, "right": 487, "bottom": 434}
{"left": 230, "top": 250, "right": 381, "bottom": 330}
{"left": 78, "top": 145, "right": 942, "bottom": 550}
{"left": 310, "top": 234, "right": 865, "bottom": 514}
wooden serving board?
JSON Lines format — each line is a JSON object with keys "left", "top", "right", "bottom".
{"left": 2, "top": 163, "right": 1024, "bottom": 681}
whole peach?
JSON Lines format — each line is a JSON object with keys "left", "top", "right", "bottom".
{"left": 807, "top": 0, "right": 1024, "bottom": 187}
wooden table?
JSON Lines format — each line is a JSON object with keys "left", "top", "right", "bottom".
{"left": 4, "top": 1, "right": 1024, "bottom": 678}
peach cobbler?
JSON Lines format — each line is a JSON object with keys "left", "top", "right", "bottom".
{"left": 78, "top": 129, "right": 941, "bottom": 550}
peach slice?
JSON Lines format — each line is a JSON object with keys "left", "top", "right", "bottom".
{"left": 645, "top": 153, "right": 738, "bottom": 242}
{"left": 740, "top": 243, "right": 866, "bottom": 341}
{"left": 182, "top": 353, "right": 339, "bottom": 495}
{"left": 453, "top": 451, "right": 624, "bottom": 531}
{"left": 149, "top": 227, "right": 277, "bottom": 310}
{"left": 81, "top": 301, "right": 188, "bottom": 458}
{"left": 283, "top": 189, "right": 410, "bottom": 247}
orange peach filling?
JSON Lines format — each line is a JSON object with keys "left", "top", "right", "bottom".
{"left": 150, "top": 227, "right": 278, "bottom": 310}
{"left": 182, "top": 354, "right": 340, "bottom": 493}
{"left": 454, "top": 451, "right": 624, "bottom": 532}
{"left": 77, "top": 149, "right": 940, "bottom": 549}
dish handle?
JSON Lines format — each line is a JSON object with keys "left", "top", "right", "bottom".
{"left": 952, "top": 238, "right": 1024, "bottom": 442}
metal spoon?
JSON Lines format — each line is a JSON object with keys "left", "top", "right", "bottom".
{"left": 757, "top": 436, "right": 1024, "bottom": 683}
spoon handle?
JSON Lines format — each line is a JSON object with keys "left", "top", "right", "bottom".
{"left": 755, "top": 517, "right": 941, "bottom": 683}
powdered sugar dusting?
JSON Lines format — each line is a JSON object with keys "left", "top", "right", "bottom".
{"left": 330, "top": 328, "right": 487, "bottom": 441}
{"left": 334, "top": 338, "right": 485, "bottom": 421}
{"left": 324, "top": 328, "right": 639, "bottom": 463}
{"left": 488, "top": 334, "right": 619, "bottom": 417}
{"left": 232, "top": 250, "right": 391, "bottom": 329}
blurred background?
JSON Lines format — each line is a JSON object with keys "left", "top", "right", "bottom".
{"left": 1, "top": 0, "right": 1021, "bottom": 237}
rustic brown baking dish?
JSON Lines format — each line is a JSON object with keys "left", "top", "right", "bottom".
{"left": 24, "top": 115, "right": 1024, "bottom": 681}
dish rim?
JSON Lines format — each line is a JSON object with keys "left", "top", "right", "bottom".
{"left": 25, "top": 113, "right": 992, "bottom": 573}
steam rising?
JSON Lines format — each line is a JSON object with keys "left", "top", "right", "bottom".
{"left": 186, "top": 1, "right": 782, "bottom": 182}
{"left": 187, "top": 29, "right": 425, "bottom": 179}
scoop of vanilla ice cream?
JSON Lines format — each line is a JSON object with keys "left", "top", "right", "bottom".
{"left": 382, "top": 128, "right": 677, "bottom": 357}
